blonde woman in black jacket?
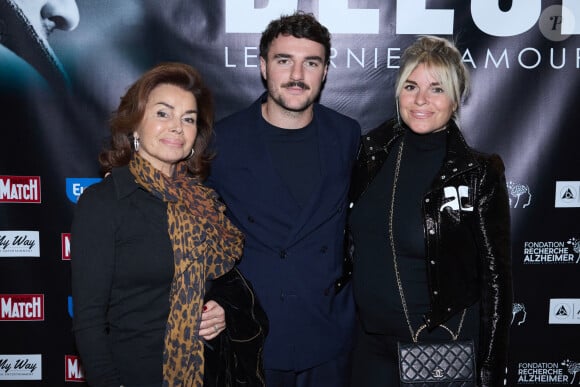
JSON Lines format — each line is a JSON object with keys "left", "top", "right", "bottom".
{"left": 348, "top": 35, "right": 512, "bottom": 386}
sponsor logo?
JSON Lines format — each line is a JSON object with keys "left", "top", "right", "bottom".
{"left": 549, "top": 299, "right": 580, "bottom": 325}
{"left": 223, "top": 1, "right": 579, "bottom": 37}
{"left": 64, "top": 355, "right": 85, "bottom": 382}
{"left": 555, "top": 181, "right": 580, "bottom": 208}
{"left": 507, "top": 181, "right": 532, "bottom": 209}
{"left": 0, "top": 354, "right": 42, "bottom": 380}
{"left": 517, "top": 361, "right": 573, "bottom": 384}
{"left": 62, "top": 233, "right": 71, "bottom": 260}
{"left": 439, "top": 186, "right": 473, "bottom": 212}
{"left": 522, "top": 238, "right": 579, "bottom": 264}
{"left": 0, "top": 294, "right": 44, "bottom": 321}
{"left": 0, "top": 231, "right": 40, "bottom": 258}
{"left": 512, "top": 303, "right": 527, "bottom": 326}
{"left": 562, "top": 359, "right": 580, "bottom": 384}
{"left": 0, "top": 176, "right": 41, "bottom": 203}
{"left": 65, "top": 178, "right": 101, "bottom": 204}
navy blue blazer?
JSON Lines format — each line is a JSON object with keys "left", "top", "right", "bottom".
{"left": 207, "top": 94, "right": 360, "bottom": 371}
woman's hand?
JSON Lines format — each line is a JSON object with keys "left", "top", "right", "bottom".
{"left": 199, "top": 300, "right": 226, "bottom": 340}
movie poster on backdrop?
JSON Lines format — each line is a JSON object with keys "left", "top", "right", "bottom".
{"left": 0, "top": 0, "right": 579, "bottom": 385}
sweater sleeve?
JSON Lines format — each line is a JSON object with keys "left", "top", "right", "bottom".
{"left": 71, "top": 183, "right": 121, "bottom": 387}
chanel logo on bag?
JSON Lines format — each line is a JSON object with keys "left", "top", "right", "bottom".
{"left": 432, "top": 368, "right": 445, "bottom": 378}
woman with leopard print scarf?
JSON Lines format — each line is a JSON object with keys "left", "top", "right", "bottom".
{"left": 71, "top": 62, "right": 248, "bottom": 386}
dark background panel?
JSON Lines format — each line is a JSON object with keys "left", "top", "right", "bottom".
{"left": 1, "top": 0, "right": 578, "bottom": 385}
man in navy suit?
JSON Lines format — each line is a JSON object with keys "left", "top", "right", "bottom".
{"left": 207, "top": 11, "right": 361, "bottom": 387}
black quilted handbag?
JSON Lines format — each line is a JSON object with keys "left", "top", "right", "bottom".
{"left": 389, "top": 140, "right": 476, "bottom": 386}
{"left": 397, "top": 339, "right": 476, "bottom": 386}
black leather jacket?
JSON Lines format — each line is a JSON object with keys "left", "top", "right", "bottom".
{"left": 204, "top": 267, "right": 268, "bottom": 387}
{"left": 347, "top": 119, "right": 513, "bottom": 386}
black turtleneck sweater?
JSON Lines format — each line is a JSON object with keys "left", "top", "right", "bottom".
{"left": 350, "top": 128, "right": 447, "bottom": 335}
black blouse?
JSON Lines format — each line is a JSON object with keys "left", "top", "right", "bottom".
{"left": 349, "top": 128, "right": 447, "bottom": 335}
{"left": 71, "top": 166, "right": 173, "bottom": 387}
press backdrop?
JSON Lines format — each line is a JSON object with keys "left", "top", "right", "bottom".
{"left": 1, "top": 0, "right": 579, "bottom": 385}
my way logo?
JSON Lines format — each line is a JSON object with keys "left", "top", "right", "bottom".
{"left": 522, "top": 237, "right": 580, "bottom": 264}
{"left": 0, "top": 355, "right": 41, "bottom": 381}
{"left": 0, "top": 176, "right": 40, "bottom": 203}
{"left": 555, "top": 180, "right": 580, "bottom": 208}
{"left": 549, "top": 298, "right": 580, "bottom": 325}
{"left": 0, "top": 231, "right": 40, "bottom": 258}
{"left": 0, "top": 294, "right": 44, "bottom": 321}
{"left": 439, "top": 186, "right": 473, "bottom": 212}
{"left": 66, "top": 178, "right": 101, "bottom": 204}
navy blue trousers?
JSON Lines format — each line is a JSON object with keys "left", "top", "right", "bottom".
{"left": 265, "top": 351, "right": 351, "bottom": 387}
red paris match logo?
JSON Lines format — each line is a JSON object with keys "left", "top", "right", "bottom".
{"left": 0, "top": 176, "right": 41, "bottom": 203}
{"left": 62, "top": 233, "right": 71, "bottom": 261}
{"left": 0, "top": 294, "right": 44, "bottom": 321}
{"left": 64, "top": 355, "right": 86, "bottom": 382}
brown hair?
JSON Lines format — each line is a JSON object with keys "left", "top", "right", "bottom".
{"left": 259, "top": 11, "right": 331, "bottom": 65}
{"left": 99, "top": 62, "right": 214, "bottom": 180}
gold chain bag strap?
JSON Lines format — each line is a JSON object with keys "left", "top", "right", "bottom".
{"left": 389, "top": 138, "right": 476, "bottom": 386}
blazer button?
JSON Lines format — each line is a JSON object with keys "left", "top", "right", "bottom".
{"left": 280, "top": 250, "right": 287, "bottom": 259}
{"left": 320, "top": 246, "right": 328, "bottom": 253}
{"left": 247, "top": 216, "right": 255, "bottom": 223}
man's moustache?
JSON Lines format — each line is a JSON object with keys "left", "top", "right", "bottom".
{"left": 282, "top": 81, "right": 310, "bottom": 90}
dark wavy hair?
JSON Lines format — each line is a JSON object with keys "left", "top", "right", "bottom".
{"left": 259, "top": 11, "right": 331, "bottom": 65}
{"left": 99, "top": 62, "right": 214, "bottom": 180}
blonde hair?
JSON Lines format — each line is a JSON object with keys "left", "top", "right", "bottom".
{"left": 395, "top": 36, "right": 469, "bottom": 122}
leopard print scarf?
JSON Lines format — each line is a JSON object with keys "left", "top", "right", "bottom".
{"left": 129, "top": 154, "right": 243, "bottom": 386}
